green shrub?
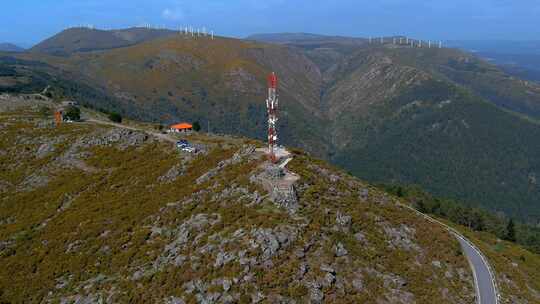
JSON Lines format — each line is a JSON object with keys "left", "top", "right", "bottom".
{"left": 192, "top": 121, "right": 201, "bottom": 132}
{"left": 63, "top": 105, "right": 80, "bottom": 121}
{"left": 38, "top": 106, "right": 52, "bottom": 117}
{"left": 108, "top": 112, "right": 122, "bottom": 123}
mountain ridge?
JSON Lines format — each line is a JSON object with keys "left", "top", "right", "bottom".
{"left": 29, "top": 27, "right": 179, "bottom": 56}
{"left": 4, "top": 31, "right": 540, "bottom": 222}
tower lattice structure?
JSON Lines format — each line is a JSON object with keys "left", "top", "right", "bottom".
{"left": 266, "top": 72, "right": 279, "bottom": 163}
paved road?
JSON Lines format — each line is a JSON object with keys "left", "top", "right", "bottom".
{"left": 456, "top": 236, "right": 498, "bottom": 304}
{"left": 395, "top": 203, "right": 499, "bottom": 304}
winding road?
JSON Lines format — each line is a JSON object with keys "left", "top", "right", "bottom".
{"left": 396, "top": 203, "right": 500, "bottom": 304}
{"left": 456, "top": 236, "right": 498, "bottom": 304}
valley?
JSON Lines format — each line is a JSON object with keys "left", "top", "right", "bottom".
{"left": 2, "top": 29, "right": 540, "bottom": 223}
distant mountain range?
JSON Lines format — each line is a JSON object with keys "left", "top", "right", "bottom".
{"left": 2, "top": 29, "right": 540, "bottom": 222}
{"left": 447, "top": 40, "right": 540, "bottom": 82}
{"left": 0, "top": 43, "right": 25, "bottom": 52}
{"left": 247, "top": 33, "right": 368, "bottom": 46}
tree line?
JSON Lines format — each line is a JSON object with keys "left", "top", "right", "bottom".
{"left": 383, "top": 184, "right": 540, "bottom": 254}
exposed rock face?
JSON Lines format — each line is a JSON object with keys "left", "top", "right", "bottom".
{"left": 334, "top": 242, "right": 348, "bottom": 257}
{"left": 251, "top": 164, "right": 299, "bottom": 214}
{"left": 224, "top": 67, "right": 263, "bottom": 94}
{"left": 251, "top": 226, "right": 298, "bottom": 261}
{"left": 197, "top": 145, "right": 256, "bottom": 185}
{"left": 158, "top": 163, "right": 186, "bottom": 183}
{"left": 158, "top": 156, "right": 192, "bottom": 183}
{"left": 381, "top": 223, "right": 421, "bottom": 252}
{"left": 36, "top": 142, "right": 56, "bottom": 159}
{"left": 270, "top": 182, "right": 298, "bottom": 213}
{"left": 77, "top": 128, "right": 150, "bottom": 150}
{"left": 17, "top": 173, "right": 50, "bottom": 192}
{"left": 164, "top": 296, "right": 185, "bottom": 304}
{"left": 153, "top": 213, "right": 222, "bottom": 271}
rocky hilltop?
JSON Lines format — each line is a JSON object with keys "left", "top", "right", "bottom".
{"left": 0, "top": 95, "right": 480, "bottom": 303}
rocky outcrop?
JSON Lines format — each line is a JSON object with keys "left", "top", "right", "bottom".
{"left": 381, "top": 223, "right": 421, "bottom": 252}
{"left": 76, "top": 128, "right": 150, "bottom": 150}
{"left": 250, "top": 164, "right": 299, "bottom": 214}
{"left": 158, "top": 157, "right": 192, "bottom": 183}
{"left": 196, "top": 145, "right": 256, "bottom": 185}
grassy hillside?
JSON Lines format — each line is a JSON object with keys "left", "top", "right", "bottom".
{"left": 0, "top": 98, "right": 482, "bottom": 303}
{"left": 0, "top": 55, "right": 132, "bottom": 117}
{"left": 21, "top": 34, "right": 330, "bottom": 156}
{"left": 29, "top": 27, "right": 179, "bottom": 56}
{"left": 5, "top": 32, "right": 540, "bottom": 223}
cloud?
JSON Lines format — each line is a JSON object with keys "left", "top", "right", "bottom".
{"left": 162, "top": 7, "right": 185, "bottom": 21}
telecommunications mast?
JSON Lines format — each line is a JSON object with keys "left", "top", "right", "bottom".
{"left": 266, "top": 72, "right": 279, "bottom": 163}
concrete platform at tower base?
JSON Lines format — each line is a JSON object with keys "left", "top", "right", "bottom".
{"left": 255, "top": 146, "right": 291, "bottom": 160}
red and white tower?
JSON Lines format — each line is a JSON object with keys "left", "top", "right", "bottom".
{"left": 266, "top": 72, "right": 279, "bottom": 163}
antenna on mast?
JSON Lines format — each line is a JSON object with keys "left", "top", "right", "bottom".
{"left": 266, "top": 72, "right": 279, "bottom": 164}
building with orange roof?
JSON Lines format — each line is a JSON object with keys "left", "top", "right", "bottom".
{"left": 169, "top": 122, "right": 193, "bottom": 133}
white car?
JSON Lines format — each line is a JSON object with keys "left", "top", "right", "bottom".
{"left": 181, "top": 146, "right": 196, "bottom": 153}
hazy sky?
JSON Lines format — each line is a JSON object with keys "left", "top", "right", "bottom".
{"left": 2, "top": 0, "right": 539, "bottom": 47}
